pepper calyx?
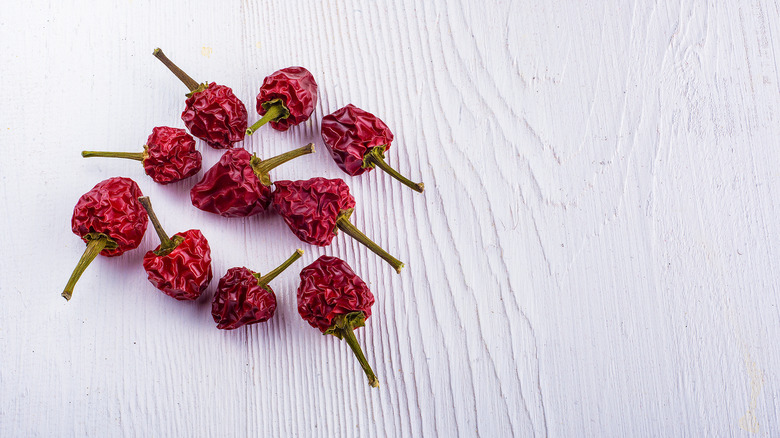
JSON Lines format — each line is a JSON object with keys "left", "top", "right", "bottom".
{"left": 261, "top": 98, "right": 291, "bottom": 121}
{"left": 250, "top": 143, "right": 315, "bottom": 186}
{"left": 84, "top": 232, "right": 119, "bottom": 251}
{"left": 185, "top": 82, "right": 210, "bottom": 98}
{"left": 153, "top": 235, "right": 185, "bottom": 257}
{"left": 325, "top": 311, "right": 366, "bottom": 338}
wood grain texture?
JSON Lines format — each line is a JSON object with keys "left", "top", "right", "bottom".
{"left": 1, "top": 0, "right": 779, "bottom": 436}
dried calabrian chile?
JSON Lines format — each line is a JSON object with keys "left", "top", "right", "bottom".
{"left": 297, "top": 256, "right": 378, "bottom": 387}
{"left": 272, "top": 177, "right": 404, "bottom": 273}
{"left": 190, "top": 143, "right": 315, "bottom": 217}
{"left": 82, "top": 127, "right": 201, "bottom": 184}
{"left": 321, "top": 104, "right": 424, "bottom": 193}
{"left": 246, "top": 66, "right": 318, "bottom": 135}
{"left": 212, "top": 249, "right": 304, "bottom": 330}
{"left": 138, "top": 197, "right": 212, "bottom": 301}
{"left": 153, "top": 48, "right": 247, "bottom": 149}
{"left": 63, "top": 177, "right": 149, "bottom": 301}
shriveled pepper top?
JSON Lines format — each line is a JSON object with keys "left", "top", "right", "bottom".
{"left": 297, "top": 256, "right": 375, "bottom": 333}
{"left": 256, "top": 66, "right": 318, "bottom": 131}
{"left": 71, "top": 177, "right": 148, "bottom": 257}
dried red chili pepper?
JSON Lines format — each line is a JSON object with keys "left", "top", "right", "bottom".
{"left": 321, "top": 104, "right": 424, "bottom": 193}
{"left": 245, "top": 66, "right": 318, "bottom": 135}
{"left": 63, "top": 177, "right": 149, "bottom": 300}
{"left": 138, "top": 197, "right": 212, "bottom": 301}
{"left": 82, "top": 127, "right": 202, "bottom": 184}
{"left": 297, "top": 256, "right": 378, "bottom": 387}
{"left": 272, "top": 177, "right": 404, "bottom": 273}
{"left": 153, "top": 48, "right": 247, "bottom": 149}
{"left": 190, "top": 143, "right": 315, "bottom": 217}
{"left": 212, "top": 249, "right": 304, "bottom": 330}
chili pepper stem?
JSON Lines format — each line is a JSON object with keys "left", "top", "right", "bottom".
{"left": 254, "top": 249, "right": 304, "bottom": 287}
{"left": 137, "top": 197, "right": 175, "bottom": 253}
{"left": 251, "top": 143, "right": 315, "bottom": 185}
{"left": 62, "top": 235, "right": 109, "bottom": 301}
{"left": 82, "top": 151, "right": 145, "bottom": 161}
{"left": 153, "top": 48, "right": 200, "bottom": 93}
{"left": 336, "top": 316, "right": 380, "bottom": 388}
{"left": 246, "top": 102, "right": 287, "bottom": 135}
{"left": 364, "top": 147, "right": 424, "bottom": 193}
{"left": 336, "top": 212, "right": 404, "bottom": 273}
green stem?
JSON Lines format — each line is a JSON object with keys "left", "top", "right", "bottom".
{"left": 336, "top": 211, "right": 404, "bottom": 273}
{"left": 137, "top": 197, "right": 176, "bottom": 254}
{"left": 254, "top": 249, "right": 304, "bottom": 287}
{"left": 153, "top": 48, "right": 199, "bottom": 92}
{"left": 338, "top": 316, "right": 380, "bottom": 388}
{"left": 246, "top": 102, "right": 288, "bottom": 135}
{"left": 364, "top": 147, "right": 424, "bottom": 193}
{"left": 250, "top": 143, "right": 315, "bottom": 185}
{"left": 81, "top": 151, "right": 145, "bottom": 161}
{"left": 62, "top": 235, "right": 109, "bottom": 301}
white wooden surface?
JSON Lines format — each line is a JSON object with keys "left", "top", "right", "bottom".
{"left": 1, "top": 0, "right": 779, "bottom": 436}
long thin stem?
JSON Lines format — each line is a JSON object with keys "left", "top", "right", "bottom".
{"left": 254, "top": 249, "right": 304, "bottom": 287}
{"left": 246, "top": 102, "right": 288, "bottom": 135}
{"left": 336, "top": 213, "right": 404, "bottom": 273}
{"left": 62, "top": 235, "right": 109, "bottom": 301}
{"left": 339, "top": 317, "right": 379, "bottom": 388}
{"left": 364, "top": 147, "right": 424, "bottom": 193}
{"left": 153, "top": 48, "right": 199, "bottom": 92}
{"left": 137, "top": 197, "right": 175, "bottom": 253}
{"left": 82, "top": 151, "right": 145, "bottom": 161}
{"left": 251, "top": 143, "right": 315, "bottom": 185}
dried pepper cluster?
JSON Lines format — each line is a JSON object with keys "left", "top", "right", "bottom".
{"left": 63, "top": 47, "right": 425, "bottom": 389}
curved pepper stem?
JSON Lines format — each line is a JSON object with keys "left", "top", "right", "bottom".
{"left": 363, "top": 147, "right": 424, "bottom": 193}
{"left": 336, "top": 209, "right": 404, "bottom": 273}
{"left": 62, "top": 235, "right": 110, "bottom": 301}
{"left": 254, "top": 249, "right": 304, "bottom": 287}
{"left": 250, "top": 143, "right": 315, "bottom": 185}
{"left": 153, "top": 48, "right": 201, "bottom": 93}
{"left": 331, "top": 313, "right": 379, "bottom": 388}
{"left": 137, "top": 196, "right": 181, "bottom": 256}
{"left": 246, "top": 100, "right": 289, "bottom": 135}
{"left": 81, "top": 150, "right": 145, "bottom": 161}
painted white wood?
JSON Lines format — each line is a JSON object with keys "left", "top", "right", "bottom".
{"left": 1, "top": 0, "right": 778, "bottom": 436}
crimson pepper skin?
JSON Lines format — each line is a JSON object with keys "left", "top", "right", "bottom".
{"left": 154, "top": 48, "right": 247, "bottom": 149}
{"left": 321, "top": 104, "right": 424, "bottom": 193}
{"left": 212, "top": 249, "right": 303, "bottom": 330}
{"left": 63, "top": 177, "right": 149, "bottom": 300}
{"left": 272, "top": 178, "right": 404, "bottom": 272}
{"left": 246, "top": 67, "right": 318, "bottom": 135}
{"left": 138, "top": 197, "right": 212, "bottom": 301}
{"left": 82, "top": 127, "right": 201, "bottom": 184}
{"left": 182, "top": 82, "right": 248, "bottom": 149}
{"left": 190, "top": 143, "right": 314, "bottom": 217}
{"left": 297, "top": 256, "right": 379, "bottom": 387}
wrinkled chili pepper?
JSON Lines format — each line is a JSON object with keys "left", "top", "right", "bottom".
{"left": 272, "top": 177, "right": 404, "bottom": 273}
{"left": 321, "top": 104, "right": 424, "bottom": 193}
{"left": 246, "top": 66, "right": 318, "bottom": 135}
{"left": 297, "top": 255, "right": 378, "bottom": 387}
{"left": 138, "top": 197, "right": 212, "bottom": 301}
{"left": 212, "top": 249, "right": 304, "bottom": 330}
{"left": 63, "top": 177, "right": 149, "bottom": 301}
{"left": 153, "top": 48, "right": 247, "bottom": 149}
{"left": 82, "top": 127, "right": 202, "bottom": 184}
{"left": 190, "top": 143, "right": 314, "bottom": 217}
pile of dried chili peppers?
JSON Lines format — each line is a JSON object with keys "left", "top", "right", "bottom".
{"left": 63, "top": 48, "right": 426, "bottom": 389}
